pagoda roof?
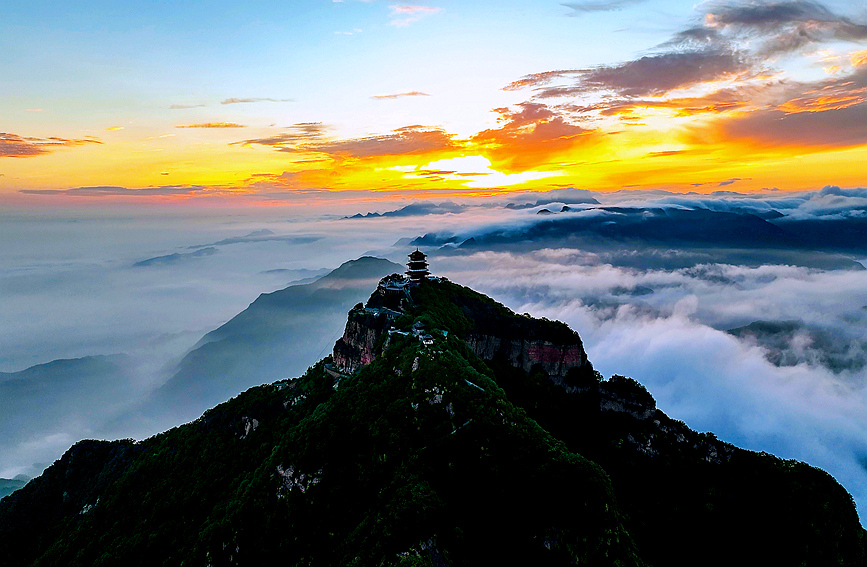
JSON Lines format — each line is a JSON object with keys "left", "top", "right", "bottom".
{"left": 408, "top": 249, "right": 426, "bottom": 260}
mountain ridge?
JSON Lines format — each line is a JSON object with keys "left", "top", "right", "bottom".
{"left": 124, "top": 256, "right": 403, "bottom": 430}
{"left": 1, "top": 273, "right": 864, "bottom": 566}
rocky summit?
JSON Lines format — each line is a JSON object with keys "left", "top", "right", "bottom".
{"left": 1, "top": 274, "right": 865, "bottom": 566}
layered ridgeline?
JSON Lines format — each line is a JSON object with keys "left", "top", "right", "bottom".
{"left": 1, "top": 275, "right": 865, "bottom": 566}
{"left": 128, "top": 256, "right": 403, "bottom": 430}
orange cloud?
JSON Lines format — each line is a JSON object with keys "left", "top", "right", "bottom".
{"left": 220, "top": 97, "right": 292, "bottom": 104}
{"left": 779, "top": 91, "right": 867, "bottom": 113}
{"left": 715, "top": 104, "right": 867, "bottom": 149}
{"left": 236, "top": 125, "right": 456, "bottom": 159}
{"left": 504, "top": 52, "right": 750, "bottom": 99}
{"left": 472, "top": 103, "right": 596, "bottom": 171}
{"left": 502, "top": 70, "right": 579, "bottom": 92}
{"left": 0, "top": 133, "right": 102, "bottom": 158}
{"left": 176, "top": 122, "right": 247, "bottom": 128}
{"left": 370, "top": 91, "right": 430, "bottom": 99}
{"left": 593, "top": 90, "right": 751, "bottom": 119}
{"left": 20, "top": 185, "right": 207, "bottom": 197}
{"left": 232, "top": 123, "right": 330, "bottom": 149}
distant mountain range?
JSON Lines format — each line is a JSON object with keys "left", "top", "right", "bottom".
{"left": 410, "top": 206, "right": 866, "bottom": 270}
{"left": 0, "top": 477, "right": 29, "bottom": 500}
{"left": 728, "top": 320, "right": 867, "bottom": 373}
{"left": 127, "top": 256, "right": 403, "bottom": 429}
{"left": 1, "top": 257, "right": 403, "bottom": 476}
{"left": 0, "top": 355, "right": 133, "bottom": 448}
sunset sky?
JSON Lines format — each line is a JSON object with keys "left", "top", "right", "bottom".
{"left": 3, "top": 0, "right": 867, "bottom": 518}
{"left": 3, "top": 0, "right": 866, "bottom": 204}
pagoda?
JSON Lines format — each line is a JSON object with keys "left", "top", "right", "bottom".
{"left": 406, "top": 248, "right": 430, "bottom": 282}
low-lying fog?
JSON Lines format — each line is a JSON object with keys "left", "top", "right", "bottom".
{"left": 3, "top": 187, "right": 866, "bottom": 518}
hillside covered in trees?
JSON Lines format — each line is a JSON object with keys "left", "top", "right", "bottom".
{"left": 1, "top": 276, "right": 864, "bottom": 566}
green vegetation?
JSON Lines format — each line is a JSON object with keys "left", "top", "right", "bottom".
{"left": 1, "top": 277, "right": 865, "bottom": 566}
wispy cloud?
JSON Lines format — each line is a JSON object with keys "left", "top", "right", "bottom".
{"left": 562, "top": 0, "right": 649, "bottom": 14}
{"left": 297, "top": 126, "right": 454, "bottom": 158}
{"left": 502, "top": 70, "right": 580, "bottom": 92}
{"left": 371, "top": 91, "right": 430, "bottom": 99}
{"left": 176, "top": 122, "right": 247, "bottom": 128}
{"left": 169, "top": 103, "right": 206, "bottom": 110}
{"left": 498, "top": 0, "right": 867, "bottom": 155}
{"left": 718, "top": 177, "right": 746, "bottom": 186}
{"left": 235, "top": 124, "right": 455, "bottom": 158}
{"left": 705, "top": 0, "right": 867, "bottom": 57}
{"left": 220, "top": 97, "right": 293, "bottom": 105}
{"left": 105, "top": 126, "right": 124, "bottom": 131}
{"left": 0, "top": 133, "right": 102, "bottom": 158}
{"left": 505, "top": 51, "right": 750, "bottom": 99}
{"left": 20, "top": 185, "right": 207, "bottom": 196}
{"left": 232, "top": 123, "right": 331, "bottom": 149}
{"left": 389, "top": 4, "right": 442, "bottom": 27}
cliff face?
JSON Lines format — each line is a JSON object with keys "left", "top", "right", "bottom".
{"left": 337, "top": 318, "right": 593, "bottom": 380}
{"left": 464, "top": 334, "right": 588, "bottom": 383}
{"left": 333, "top": 276, "right": 593, "bottom": 386}
{"left": 332, "top": 307, "right": 391, "bottom": 373}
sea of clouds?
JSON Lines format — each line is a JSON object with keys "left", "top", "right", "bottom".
{"left": 438, "top": 250, "right": 867, "bottom": 514}
{"left": 2, "top": 187, "right": 866, "bottom": 517}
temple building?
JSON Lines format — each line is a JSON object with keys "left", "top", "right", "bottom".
{"left": 406, "top": 249, "right": 430, "bottom": 281}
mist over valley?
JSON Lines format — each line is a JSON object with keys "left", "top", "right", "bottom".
{"left": 2, "top": 187, "right": 866, "bottom": 524}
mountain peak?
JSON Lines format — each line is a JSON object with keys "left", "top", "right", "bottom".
{"left": 312, "top": 256, "right": 403, "bottom": 287}
{"left": 1, "top": 275, "right": 865, "bottom": 566}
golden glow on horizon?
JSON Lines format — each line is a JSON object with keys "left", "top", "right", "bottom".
{"left": 2, "top": 123, "right": 865, "bottom": 200}
{"left": 3, "top": 69, "right": 867, "bottom": 201}
{"left": 3, "top": 0, "right": 866, "bottom": 205}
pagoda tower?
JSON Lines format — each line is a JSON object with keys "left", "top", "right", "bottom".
{"left": 406, "top": 248, "right": 430, "bottom": 282}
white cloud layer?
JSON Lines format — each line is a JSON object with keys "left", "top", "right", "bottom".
{"left": 436, "top": 249, "right": 867, "bottom": 516}
{"left": 3, "top": 188, "right": 867, "bottom": 520}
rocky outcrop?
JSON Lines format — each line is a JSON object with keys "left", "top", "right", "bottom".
{"left": 334, "top": 309, "right": 592, "bottom": 383}
{"left": 332, "top": 307, "right": 391, "bottom": 373}
{"left": 465, "top": 334, "right": 589, "bottom": 381}
{"left": 597, "top": 379, "right": 656, "bottom": 421}
{"left": 333, "top": 278, "right": 594, "bottom": 384}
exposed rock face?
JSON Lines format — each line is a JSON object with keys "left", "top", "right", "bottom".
{"left": 332, "top": 308, "right": 390, "bottom": 373}
{"left": 239, "top": 416, "right": 259, "bottom": 439}
{"left": 333, "top": 311, "right": 592, "bottom": 382}
{"left": 332, "top": 279, "right": 594, "bottom": 384}
{"left": 598, "top": 386, "right": 656, "bottom": 420}
{"left": 464, "top": 334, "right": 589, "bottom": 381}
